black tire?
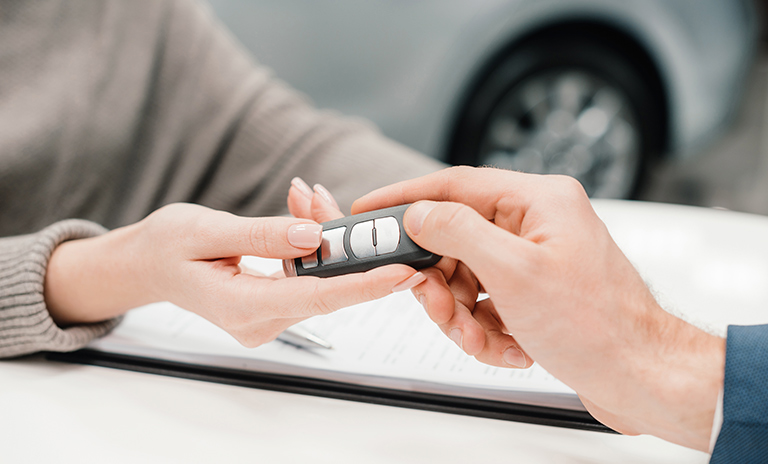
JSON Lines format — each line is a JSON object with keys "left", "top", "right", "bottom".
{"left": 448, "top": 32, "right": 665, "bottom": 198}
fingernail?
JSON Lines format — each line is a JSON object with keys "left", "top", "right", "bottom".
{"left": 503, "top": 347, "right": 528, "bottom": 368}
{"left": 313, "top": 184, "right": 340, "bottom": 210}
{"left": 406, "top": 201, "right": 438, "bottom": 235}
{"left": 449, "top": 328, "right": 463, "bottom": 349}
{"left": 391, "top": 272, "right": 426, "bottom": 293}
{"left": 287, "top": 223, "right": 322, "bottom": 248}
{"left": 291, "top": 177, "right": 314, "bottom": 199}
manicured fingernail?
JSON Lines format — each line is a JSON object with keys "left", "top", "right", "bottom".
{"left": 503, "top": 347, "right": 528, "bottom": 368}
{"left": 291, "top": 177, "right": 314, "bottom": 199}
{"left": 449, "top": 328, "right": 463, "bottom": 349}
{"left": 287, "top": 223, "right": 322, "bottom": 248}
{"left": 391, "top": 272, "right": 426, "bottom": 293}
{"left": 406, "top": 201, "right": 438, "bottom": 235}
{"left": 313, "top": 184, "right": 340, "bottom": 210}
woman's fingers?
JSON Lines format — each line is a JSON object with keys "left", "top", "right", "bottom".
{"left": 238, "top": 264, "right": 425, "bottom": 319}
{"left": 143, "top": 203, "right": 323, "bottom": 260}
{"left": 287, "top": 177, "right": 314, "bottom": 219}
{"left": 227, "top": 316, "right": 305, "bottom": 349}
{"left": 310, "top": 184, "right": 345, "bottom": 222}
{"left": 196, "top": 214, "right": 322, "bottom": 259}
{"left": 287, "top": 177, "right": 343, "bottom": 223}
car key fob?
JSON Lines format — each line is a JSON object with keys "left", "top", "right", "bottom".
{"left": 283, "top": 204, "right": 441, "bottom": 278}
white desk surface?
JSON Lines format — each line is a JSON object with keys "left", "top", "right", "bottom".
{"left": 4, "top": 200, "right": 768, "bottom": 464}
{"left": 0, "top": 355, "right": 707, "bottom": 464}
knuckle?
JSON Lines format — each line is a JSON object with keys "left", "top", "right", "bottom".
{"left": 235, "top": 333, "right": 263, "bottom": 349}
{"left": 445, "top": 165, "right": 465, "bottom": 177}
{"left": 249, "top": 220, "right": 276, "bottom": 256}
{"left": 307, "top": 280, "right": 336, "bottom": 315}
{"left": 447, "top": 165, "right": 474, "bottom": 178}
{"left": 435, "top": 203, "right": 473, "bottom": 233}
{"left": 360, "top": 274, "right": 383, "bottom": 301}
{"left": 550, "top": 175, "right": 588, "bottom": 199}
{"left": 443, "top": 166, "right": 474, "bottom": 192}
{"left": 230, "top": 324, "right": 276, "bottom": 348}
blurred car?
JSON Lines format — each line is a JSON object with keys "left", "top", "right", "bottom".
{"left": 206, "top": 0, "right": 757, "bottom": 198}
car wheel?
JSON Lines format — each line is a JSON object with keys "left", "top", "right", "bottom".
{"left": 448, "top": 34, "right": 665, "bottom": 198}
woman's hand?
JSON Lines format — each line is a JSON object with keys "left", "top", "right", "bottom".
{"left": 44, "top": 201, "right": 424, "bottom": 347}
{"left": 354, "top": 166, "right": 725, "bottom": 451}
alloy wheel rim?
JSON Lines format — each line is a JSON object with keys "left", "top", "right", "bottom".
{"left": 478, "top": 70, "right": 642, "bottom": 198}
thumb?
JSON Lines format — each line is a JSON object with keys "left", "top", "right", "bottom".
{"left": 403, "top": 201, "right": 531, "bottom": 284}
{"left": 276, "top": 264, "right": 426, "bottom": 318}
{"left": 191, "top": 212, "right": 323, "bottom": 260}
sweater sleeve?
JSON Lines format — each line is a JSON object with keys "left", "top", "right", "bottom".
{"left": 0, "top": 220, "right": 121, "bottom": 359}
{"left": 106, "top": 0, "right": 445, "bottom": 225}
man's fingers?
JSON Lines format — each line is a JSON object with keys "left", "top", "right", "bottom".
{"left": 403, "top": 200, "right": 534, "bottom": 287}
{"left": 411, "top": 268, "right": 455, "bottom": 325}
{"left": 353, "top": 166, "right": 592, "bottom": 234}
{"left": 447, "top": 261, "right": 480, "bottom": 311}
{"left": 436, "top": 301, "right": 487, "bottom": 356}
{"left": 472, "top": 299, "right": 531, "bottom": 369}
{"left": 352, "top": 166, "right": 522, "bottom": 218}
{"left": 412, "top": 268, "right": 486, "bottom": 356}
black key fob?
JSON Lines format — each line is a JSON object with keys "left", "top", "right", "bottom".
{"left": 283, "top": 204, "right": 441, "bottom": 278}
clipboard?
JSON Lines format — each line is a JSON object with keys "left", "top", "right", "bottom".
{"left": 47, "top": 348, "right": 611, "bottom": 433}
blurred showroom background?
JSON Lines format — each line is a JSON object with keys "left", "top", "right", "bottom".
{"left": 642, "top": 2, "right": 768, "bottom": 215}
{"left": 208, "top": 0, "right": 768, "bottom": 215}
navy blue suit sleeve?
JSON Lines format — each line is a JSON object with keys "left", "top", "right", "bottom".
{"left": 710, "top": 324, "right": 768, "bottom": 463}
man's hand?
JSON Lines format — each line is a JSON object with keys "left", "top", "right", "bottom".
{"left": 354, "top": 166, "right": 725, "bottom": 451}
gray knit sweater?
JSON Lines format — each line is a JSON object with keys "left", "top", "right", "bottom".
{"left": 0, "top": 0, "right": 443, "bottom": 358}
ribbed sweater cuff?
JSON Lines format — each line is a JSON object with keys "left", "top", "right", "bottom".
{"left": 0, "top": 220, "right": 121, "bottom": 358}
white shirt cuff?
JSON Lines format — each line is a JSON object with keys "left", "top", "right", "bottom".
{"left": 708, "top": 387, "right": 724, "bottom": 453}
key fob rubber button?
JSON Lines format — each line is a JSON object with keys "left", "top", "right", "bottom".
{"left": 350, "top": 220, "right": 376, "bottom": 259}
{"left": 320, "top": 227, "right": 348, "bottom": 265}
{"left": 301, "top": 251, "right": 319, "bottom": 269}
{"left": 373, "top": 216, "right": 400, "bottom": 255}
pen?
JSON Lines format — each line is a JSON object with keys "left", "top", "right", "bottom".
{"left": 277, "top": 326, "right": 333, "bottom": 350}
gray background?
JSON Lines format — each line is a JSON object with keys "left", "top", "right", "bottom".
{"left": 641, "top": 9, "right": 768, "bottom": 215}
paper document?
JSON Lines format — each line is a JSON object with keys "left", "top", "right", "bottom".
{"left": 88, "top": 258, "right": 582, "bottom": 411}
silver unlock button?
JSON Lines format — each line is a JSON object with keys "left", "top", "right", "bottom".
{"left": 349, "top": 217, "right": 401, "bottom": 259}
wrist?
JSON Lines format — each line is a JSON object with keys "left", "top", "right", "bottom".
{"left": 44, "top": 223, "right": 158, "bottom": 325}
{"left": 634, "top": 307, "right": 726, "bottom": 451}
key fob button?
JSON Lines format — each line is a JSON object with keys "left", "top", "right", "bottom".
{"left": 320, "top": 226, "right": 348, "bottom": 265}
{"left": 350, "top": 220, "right": 376, "bottom": 259}
{"left": 301, "top": 251, "right": 319, "bottom": 269}
{"left": 374, "top": 216, "right": 400, "bottom": 255}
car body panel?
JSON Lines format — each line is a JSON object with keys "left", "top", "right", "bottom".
{"left": 207, "top": 0, "right": 757, "bottom": 161}
{"left": 593, "top": 198, "right": 768, "bottom": 333}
